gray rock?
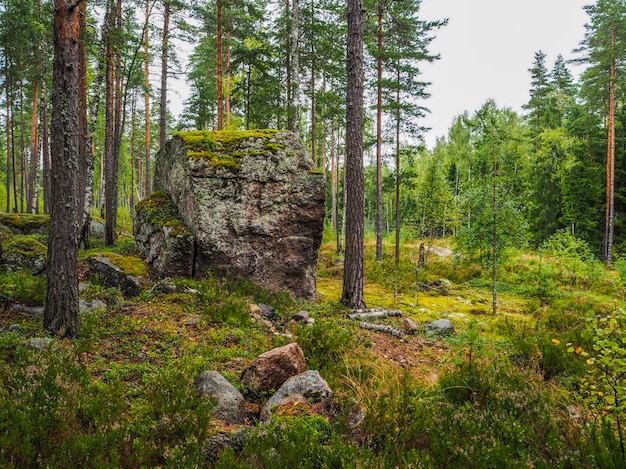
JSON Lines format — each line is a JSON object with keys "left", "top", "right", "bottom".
{"left": 424, "top": 319, "right": 454, "bottom": 335}
{"left": 193, "top": 370, "right": 246, "bottom": 425}
{"left": 86, "top": 255, "right": 144, "bottom": 298}
{"left": 241, "top": 342, "right": 306, "bottom": 396}
{"left": 2, "top": 237, "right": 47, "bottom": 273}
{"left": 153, "top": 130, "right": 325, "bottom": 299}
{"left": 260, "top": 370, "right": 333, "bottom": 421}
{"left": 7, "top": 324, "right": 20, "bottom": 333}
{"left": 79, "top": 299, "right": 107, "bottom": 314}
{"left": 292, "top": 310, "right": 310, "bottom": 323}
{"left": 26, "top": 337, "right": 59, "bottom": 353}
{"left": 258, "top": 303, "right": 277, "bottom": 320}
{"left": 89, "top": 219, "right": 106, "bottom": 239}
{"left": 134, "top": 192, "right": 195, "bottom": 279}
{"left": 202, "top": 430, "right": 246, "bottom": 462}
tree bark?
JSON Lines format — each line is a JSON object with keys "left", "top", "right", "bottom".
{"left": 45, "top": 0, "right": 85, "bottom": 338}
{"left": 341, "top": 0, "right": 365, "bottom": 309}
{"left": 143, "top": 0, "right": 152, "bottom": 196}
{"left": 159, "top": 0, "right": 169, "bottom": 148}
{"left": 604, "top": 24, "right": 616, "bottom": 266}
{"left": 216, "top": 0, "right": 224, "bottom": 130}
{"left": 104, "top": 0, "right": 116, "bottom": 245}
{"left": 375, "top": 5, "right": 383, "bottom": 262}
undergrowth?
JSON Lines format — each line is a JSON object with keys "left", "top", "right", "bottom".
{"left": 0, "top": 232, "right": 625, "bottom": 467}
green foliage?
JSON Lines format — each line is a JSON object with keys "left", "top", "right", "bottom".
{"left": 218, "top": 415, "right": 361, "bottom": 469}
{"left": 0, "top": 271, "right": 46, "bottom": 305}
{"left": 541, "top": 229, "right": 599, "bottom": 286}
{"left": 581, "top": 308, "right": 626, "bottom": 463}
{"left": 296, "top": 319, "right": 357, "bottom": 374}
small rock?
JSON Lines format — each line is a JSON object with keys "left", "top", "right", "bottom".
{"left": 7, "top": 324, "right": 20, "bottom": 333}
{"left": 241, "top": 343, "right": 307, "bottom": 396}
{"left": 402, "top": 317, "right": 419, "bottom": 333}
{"left": 79, "top": 299, "right": 107, "bottom": 314}
{"left": 260, "top": 370, "right": 333, "bottom": 421}
{"left": 258, "top": 303, "right": 277, "bottom": 320}
{"left": 202, "top": 430, "right": 246, "bottom": 462}
{"left": 306, "top": 317, "right": 315, "bottom": 326}
{"left": 292, "top": 310, "right": 310, "bottom": 323}
{"left": 184, "top": 315, "right": 201, "bottom": 326}
{"left": 193, "top": 370, "right": 246, "bottom": 425}
{"left": 250, "top": 304, "right": 262, "bottom": 315}
{"left": 424, "top": 319, "right": 454, "bottom": 335}
{"left": 26, "top": 337, "right": 59, "bottom": 353}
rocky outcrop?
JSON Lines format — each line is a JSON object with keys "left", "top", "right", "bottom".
{"left": 86, "top": 254, "right": 147, "bottom": 298}
{"left": 134, "top": 191, "right": 195, "bottom": 278}
{"left": 2, "top": 236, "right": 47, "bottom": 273}
{"left": 151, "top": 129, "right": 325, "bottom": 299}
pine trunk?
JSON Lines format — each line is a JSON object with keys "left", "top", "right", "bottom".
{"left": 45, "top": 0, "right": 84, "bottom": 338}
{"left": 341, "top": 0, "right": 365, "bottom": 309}
{"left": 104, "top": 0, "right": 116, "bottom": 245}
{"left": 159, "top": 0, "right": 169, "bottom": 148}
{"left": 143, "top": 0, "right": 152, "bottom": 195}
{"left": 375, "top": 6, "right": 383, "bottom": 262}
{"left": 216, "top": 0, "right": 224, "bottom": 130}
{"left": 604, "top": 25, "right": 616, "bottom": 266}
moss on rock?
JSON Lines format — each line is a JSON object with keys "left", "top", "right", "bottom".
{"left": 85, "top": 252, "right": 147, "bottom": 278}
{"left": 173, "top": 129, "right": 287, "bottom": 170}
{"left": 0, "top": 213, "right": 49, "bottom": 235}
{"left": 134, "top": 191, "right": 192, "bottom": 238}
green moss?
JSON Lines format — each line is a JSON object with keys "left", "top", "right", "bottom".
{"left": 4, "top": 235, "right": 47, "bottom": 258}
{"left": 308, "top": 169, "right": 324, "bottom": 175}
{"left": 173, "top": 129, "right": 286, "bottom": 170}
{"left": 135, "top": 192, "right": 192, "bottom": 237}
{"left": 86, "top": 252, "right": 147, "bottom": 278}
{"left": 0, "top": 213, "right": 49, "bottom": 231}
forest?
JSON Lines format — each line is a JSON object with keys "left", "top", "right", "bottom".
{"left": 2, "top": 0, "right": 626, "bottom": 467}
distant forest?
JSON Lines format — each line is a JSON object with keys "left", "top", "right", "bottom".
{"left": 1, "top": 0, "right": 626, "bottom": 264}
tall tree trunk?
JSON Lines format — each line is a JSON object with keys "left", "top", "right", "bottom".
{"left": 375, "top": 5, "right": 383, "bottom": 261}
{"left": 159, "top": 0, "right": 169, "bottom": 148}
{"left": 28, "top": 78, "right": 40, "bottom": 214}
{"left": 45, "top": 0, "right": 85, "bottom": 338}
{"left": 78, "top": 0, "right": 90, "bottom": 249}
{"left": 309, "top": 0, "right": 316, "bottom": 166}
{"left": 5, "top": 63, "right": 11, "bottom": 213}
{"left": 104, "top": 0, "right": 116, "bottom": 245}
{"left": 143, "top": 0, "right": 152, "bottom": 195}
{"left": 41, "top": 72, "right": 51, "bottom": 214}
{"left": 604, "top": 24, "right": 616, "bottom": 266}
{"left": 289, "top": 0, "right": 300, "bottom": 132}
{"left": 216, "top": 0, "right": 224, "bottom": 130}
{"left": 492, "top": 143, "right": 498, "bottom": 315}
{"left": 394, "top": 68, "right": 401, "bottom": 265}
{"left": 225, "top": 34, "right": 231, "bottom": 128}
{"left": 341, "top": 0, "right": 365, "bottom": 309}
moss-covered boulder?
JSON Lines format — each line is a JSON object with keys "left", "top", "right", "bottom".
{"left": 0, "top": 213, "right": 49, "bottom": 236}
{"left": 3, "top": 235, "right": 47, "bottom": 273}
{"left": 152, "top": 130, "right": 325, "bottom": 298}
{"left": 85, "top": 253, "right": 147, "bottom": 298}
{"left": 134, "top": 191, "right": 195, "bottom": 278}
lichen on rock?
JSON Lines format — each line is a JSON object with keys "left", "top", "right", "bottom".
{"left": 150, "top": 129, "right": 325, "bottom": 298}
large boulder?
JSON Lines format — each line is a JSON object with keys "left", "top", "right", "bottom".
{"left": 153, "top": 129, "right": 325, "bottom": 299}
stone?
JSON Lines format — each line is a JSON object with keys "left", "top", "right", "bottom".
{"left": 193, "top": 370, "right": 246, "bottom": 425}
{"left": 89, "top": 219, "right": 106, "bottom": 239}
{"left": 26, "top": 337, "right": 59, "bottom": 353}
{"left": 134, "top": 191, "right": 195, "bottom": 279}
{"left": 7, "top": 324, "right": 20, "bottom": 333}
{"left": 292, "top": 310, "right": 310, "bottom": 323}
{"left": 2, "top": 236, "right": 47, "bottom": 273}
{"left": 153, "top": 130, "right": 325, "bottom": 299}
{"left": 424, "top": 319, "right": 454, "bottom": 335}
{"left": 86, "top": 255, "right": 145, "bottom": 298}
{"left": 260, "top": 370, "right": 333, "bottom": 421}
{"left": 240, "top": 343, "right": 307, "bottom": 396}
{"left": 258, "top": 303, "right": 277, "bottom": 320}
{"left": 202, "top": 430, "right": 246, "bottom": 462}
{"left": 0, "top": 213, "right": 49, "bottom": 236}
{"left": 79, "top": 299, "right": 107, "bottom": 315}
{"left": 402, "top": 317, "right": 419, "bottom": 333}
{"left": 249, "top": 304, "right": 262, "bottom": 315}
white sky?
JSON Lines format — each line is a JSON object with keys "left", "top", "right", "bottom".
{"left": 418, "top": 0, "right": 590, "bottom": 148}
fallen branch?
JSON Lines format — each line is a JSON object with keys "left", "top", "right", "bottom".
{"left": 348, "top": 309, "right": 402, "bottom": 320}
{"left": 358, "top": 321, "right": 404, "bottom": 338}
